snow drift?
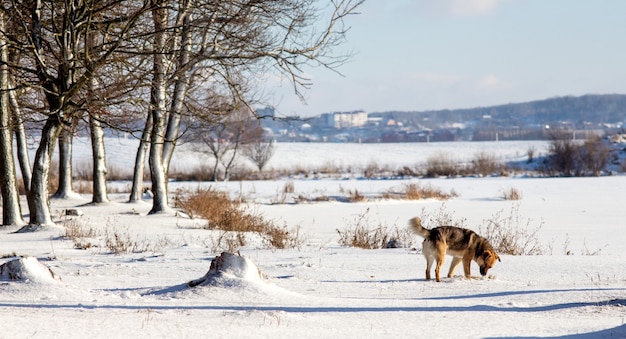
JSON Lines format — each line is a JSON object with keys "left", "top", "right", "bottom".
{"left": 0, "top": 257, "right": 61, "bottom": 284}
{"left": 188, "top": 252, "right": 263, "bottom": 288}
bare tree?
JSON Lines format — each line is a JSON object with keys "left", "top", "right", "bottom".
{"left": 243, "top": 137, "right": 276, "bottom": 172}
{"left": 0, "top": 0, "right": 149, "bottom": 224}
{"left": 190, "top": 105, "right": 262, "bottom": 181}
{"left": 141, "top": 0, "right": 363, "bottom": 211}
{"left": 147, "top": 0, "right": 171, "bottom": 213}
{"left": 0, "top": 9, "right": 23, "bottom": 226}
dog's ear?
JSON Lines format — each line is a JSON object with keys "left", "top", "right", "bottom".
{"left": 486, "top": 250, "right": 501, "bottom": 262}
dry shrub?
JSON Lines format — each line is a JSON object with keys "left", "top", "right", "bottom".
{"left": 63, "top": 218, "right": 98, "bottom": 250}
{"left": 175, "top": 188, "right": 266, "bottom": 232}
{"left": 384, "top": 183, "right": 457, "bottom": 200}
{"left": 337, "top": 208, "right": 413, "bottom": 249}
{"left": 500, "top": 187, "right": 522, "bottom": 200}
{"left": 478, "top": 204, "right": 544, "bottom": 255}
{"left": 544, "top": 134, "right": 612, "bottom": 176}
{"left": 283, "top": 181, "right": 295, "bottom": 193}
{"left": 418, "top": 204, "right": 467, "bottom": 229}
{"left": 424, "top": 153, "right": 458, "bottom": 177}
{"left": 74, "top": 161, "right": 133, "bottom": 182}
{"left": 74, "top": 180, "right": 93, "bottom": 194}
{"left": 63, "top": 217, "right": 170, "bottom": 254}
{"left": 263, "top": 224, "right": 304, "bottom": 249}
{"left": 470, "top": 151, "right": 501, "bottom": 176}
{"left": 103, "top": 223, "right": 172, "bottom": 255}
{"left": 206, "top": 231, "right": 247, "bottom": 253}
{"left": 170, "top": 165, "right": 216, "bottom": 182}
{"left": 362, "top": 161, "right": 396, "bottom": 179}
{"left": 347, "top": 189, "right": 366, "bottom": 202}
{"left": 578, "top": 138, "right": 611, "bottom": 176}
{"left": 174, "top": 187, "right": 302, "bottom": 249}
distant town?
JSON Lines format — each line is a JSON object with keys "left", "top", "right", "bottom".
{"left": 259, "top": 94, "right": 626, "bottom": 143}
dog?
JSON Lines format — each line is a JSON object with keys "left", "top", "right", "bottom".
{"left": 409, "top": 217, "right": 500, "bottom": 282}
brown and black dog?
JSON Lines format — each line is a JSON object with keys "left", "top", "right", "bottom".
{"left": 409, "top": 217, "right": 500, "bottom": 282}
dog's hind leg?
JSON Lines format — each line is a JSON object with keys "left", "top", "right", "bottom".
{"left": 434, "top": 245, "right": 446, "bottom": 282}
{"left": 424, "top": 255, "right": 434, "bottom": 280}
{"left": 447, "top": 257, "right": 462, "bottom": 278}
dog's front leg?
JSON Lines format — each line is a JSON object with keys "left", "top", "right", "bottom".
{"left": 462, "top": 257, "right": 472, "bottom": 278}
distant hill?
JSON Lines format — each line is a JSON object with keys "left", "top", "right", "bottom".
{"left": 262, "top": 94, "right": 626, "bottom": 142}
{"left": 369, "top": 94, "right": 626, "bottom": 130}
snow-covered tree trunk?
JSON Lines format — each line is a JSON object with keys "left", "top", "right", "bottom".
{"left": 90, "top": 113, "right": 108, "bottom": 203}
{"left": 162, "top": 1, "right": 193, "bottom": 175}
{"left": 10, "top": 87, "right": 31, "bottom": 193}
{"left": 212, "top": 153, "right": 221, "bottom": 182}
{"left": 27, "top": 118, "right": 61, "bottom": 226}
{"left": 148, "top": 1, "right": 171, "bottom": 214}
{"left": 0, "top": 11, "right": 24, "bottom": 226}
{"left": 129, "top": 113, "right": 152, "bottom": 203}
{"left": 53, "top": 127, "right": 76, "bottom": 199}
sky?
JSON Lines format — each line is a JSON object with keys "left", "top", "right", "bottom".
{"left": 267, "top": 0, "right": 626, "bottom": 117}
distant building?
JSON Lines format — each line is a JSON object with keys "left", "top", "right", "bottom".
{"left": 256, "top": 106, "right": 276, "bottom": 118}
{"left": 321, "top": 110, "right": 367, "bottom": 129}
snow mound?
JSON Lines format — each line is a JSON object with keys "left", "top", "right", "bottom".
{"left": 188, "top": 252, "right": 263, "bottom": 288}
{"left": 0, "top": 257, "right": 61, "bottom": 284}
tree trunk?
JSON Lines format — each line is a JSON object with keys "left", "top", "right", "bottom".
{"left": 162, "top": 2, "right": 193, "bottom": 175}
{"left": 0, "top": 11, "right": 24, "bottom": 226}
{"left": 53, "top": 126, "right": 75, "bottom": 198}
{"left": 10, "top": 87, "right": 31, "bottom": 194}
{"left": 90, "top": 113, "right": 108, "bottom": 203}
{"left": 212, "top": 154, "right": 220, "bottom": 182}
{"left": 148, "top": 1, "right": 171, "bottom": 214}
{"left": 27, "top": 117, "right": 62, "bottom": 226}
{"left": 129, "top": 113, "right": 152, "bottom": 202}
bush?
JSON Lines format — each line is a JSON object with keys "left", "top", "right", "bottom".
{"left": 470, "top": 151, "right": 500, "bottom": 176}
{"left": 424, "top": 153, "right": 458, "bottom": 177}
{"left": 174, "top": 187, "right": 303, "bottom": 249}
{"left": 545, "top": 132, "right": 611, "bottom": 176}
{"left": 577, "top": 138, "right": 611, "bottom": 176}
{"left": 478, "top": 204, "right": 544, "bottom": 255}
{"left": 337, "top": 208, "right": 413, "bottom": 249}
{"left": 384, "top": 183, "right": 457, "bottom": 200}
{"left": 500, "top": 187, "right": 522, "bottom": 200}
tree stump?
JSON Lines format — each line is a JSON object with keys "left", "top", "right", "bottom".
{"left": 0, "top": 257, "right": 61, "bottom": 283}
{"left": 188, "top": 252, "right": 262, "bottom": 287}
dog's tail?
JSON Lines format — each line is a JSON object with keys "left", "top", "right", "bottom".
{"left": 408, "top": 217, "right": 430, "bottom": 238}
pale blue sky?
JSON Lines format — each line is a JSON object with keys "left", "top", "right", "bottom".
{"left": 268, "top": 0, "right": 626, "bottom": 117}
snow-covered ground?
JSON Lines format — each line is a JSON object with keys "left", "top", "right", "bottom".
{"left": 1, "top": 140, "right": 625, "bottom": 338}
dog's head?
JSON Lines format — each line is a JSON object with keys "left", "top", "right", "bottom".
{"left": 477, "top": 249, "right": 500, "bottom": 276}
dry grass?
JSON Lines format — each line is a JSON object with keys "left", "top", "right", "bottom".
{"left": 384, "top": 183, "right": 457, "bottom": 200}
{"left": 337, "top": 208, "right": 413, "bottom": 249}
{"left": 347, "top": 189, "right": 367, "bottom": 202}
{"left": 478, "top": 204, "right": 544, "bottom": 255}
{"left": 63, "top": 218, "right": 98, "bottom": 250}
{"left": 470, "top": 151, "right": 501, "bottom": 176}
{"left": 424, "top": 153, "right": 459, "bottom": 177}
{"left": 500, "top": 187, "right": 522, "bottom": 200}
{"left": 174, "top": 187, "right": 303, "bottom": 250}
{"left": 62, "top": 217, "right": 171, "bottom": 254}
{"left": 174, "top": 188, "right": 266, "bottom": 232}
